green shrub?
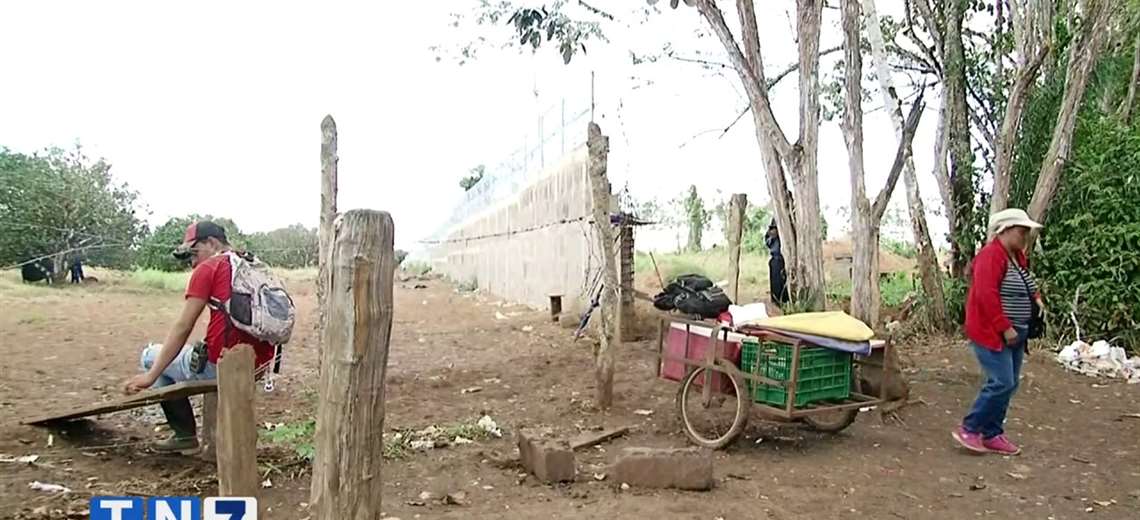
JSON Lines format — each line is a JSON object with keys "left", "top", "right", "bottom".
{"left": 943, "top": 276, "right": 969, "bottom": 326}
{"left": 130, "top": 269, "right": 189, "bottom": 292}
{"left": 1037, "top": 115, "right": 1140, "bottom": 350}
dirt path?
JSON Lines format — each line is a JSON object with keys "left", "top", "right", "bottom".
{"left": 1, "top": 273, "right": 1138, "bottom": 519}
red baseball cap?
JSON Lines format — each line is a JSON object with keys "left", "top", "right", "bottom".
{"left": 174, "top": 221, "right": 228, "bottom": 256}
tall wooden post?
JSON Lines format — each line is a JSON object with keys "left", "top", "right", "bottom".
{"left": 726, "top": 193, "right": 747, "bottom": 302}
{"left": 318, "top": 116, "right": 339, "bottom": 344}
{"left": 587, "top": 122, "right": 619, "bottom": 409}
{"left": 310, "top": 210, "right": 394, "bottom": 519}
{"left": 619, "top": 222, "right": 636, "bottom": 341}
{"left": 216, "top": 344, "right": 258, "bottom": 498}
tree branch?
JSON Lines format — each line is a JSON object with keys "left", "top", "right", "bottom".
{"left": 709, "top": 44, "right": 844, "bottom": 140}
{"left": 992, "top": 43, "right": 1049, "bottom": 212}
{"left": 737, "top": 0, "right": 765, "bottom": 80}
{"left": 694, "top": 0, "right": 794, "bottom": 158}
{"left": 577, "top": 0, "right": 615, "bottom": 20}
{"left": 911, "top": 0, "right": 943, "bottom": 61}
{"left": 769, "top": 45, "right": 843, "bottom": 88}
{"left": 667, "top": 55, "right": 731, "bottom": 69}
{"left": 1117, "top": 32, "right": 1140, "bottom": 123}
{"left": 872, "top": 89, "right": 927, "bottom": 220}
{"left": 967, "top": 106, "right": 997, "bottom": 154}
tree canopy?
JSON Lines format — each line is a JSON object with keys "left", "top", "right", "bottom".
{"left": 0, "top": 146, "right": 146, "bottom": 271}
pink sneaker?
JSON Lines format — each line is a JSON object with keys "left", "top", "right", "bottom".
{"left": 983, "top": 434, "right": 1021, "bottom": 456}
{"left": 952, "top": 426, "right": 988, "bottom": 454}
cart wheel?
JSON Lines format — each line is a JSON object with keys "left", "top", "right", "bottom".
{"left": 803, "top": 375, "right": 863, "bottom": 433}
{"left": 675, "top": 365, "right": 749, "bottom": 449}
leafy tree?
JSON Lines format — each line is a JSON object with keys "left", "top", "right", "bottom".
{"left": 246, "top": 224, "right": 318, "bottom": 269}
{"left": 682, "top": 185, "right": 709, "bottom": 252}
{"left": 460, "top": 165, "right": 486, "bottom": 191}
{"left": 740, "top": 205, "right": 774, "bottom": 254}
{"left": 0, "top": 145, "right": 146, "bottom": 273}
{"left": 1037, "top": 114, "right": 1140, "bottom": 350}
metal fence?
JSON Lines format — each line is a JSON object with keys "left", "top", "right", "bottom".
{"left": 422, "top": 96, "right": 592, "bottom": 244}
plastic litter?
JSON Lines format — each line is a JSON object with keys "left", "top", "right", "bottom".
{"left": 29, "top": 481, "right": 71, "bottom": 493}
{"left": 477, "top": 415, "right": 502, "bottom": 438}
{"left": 1056, "top": 340, "right": 1140, "bottom": 383}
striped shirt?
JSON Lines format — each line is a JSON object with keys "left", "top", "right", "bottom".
{"left": 1000, "top": 261, "right": 1037, "bottom": 325}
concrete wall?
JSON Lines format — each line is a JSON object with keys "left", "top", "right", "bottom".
{"left": 427, "top": 146, "right": 601, "bottom": 310}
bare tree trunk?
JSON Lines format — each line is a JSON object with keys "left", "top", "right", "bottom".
{"left": 696, "top": 0, "right": 826, "bottom": 310}
{"left": 841, "top": 0, "right": 925, "bottom": 326}
{"left": 931, "top": 94, "right": 954, "bottom": 226}
{"left": 992, "top": 46, "right": 1050, "bottom": 214}
{"left": 311, "top": 210, "right": 394, "bottom": 520}
{"left": 1028, "top": 0, "right": 1113, "bottom": 227}
{"left": 791, "top": 0, "right": 827, "bottom": 310}
{"left": 944, "top": 0, "right": 976, "bottom": 278}
{"left": 865, "top": 0, "right": 950, "bottom": 329}
{"left": 1118, "top": 33, "right": 1140, "bottom": 123}
{"left": 726, "top": 193, "right": 747, "bottom": 303}
{"left": 587, "top": 122, "right": 619, "bottom": 410}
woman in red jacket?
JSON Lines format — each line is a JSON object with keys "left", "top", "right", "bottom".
{"left": 953, "top": 208, "right": 1045, "bottom": 456}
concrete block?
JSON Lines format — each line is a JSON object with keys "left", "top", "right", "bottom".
{"left": 517, "top": 429, "right": 576, "bottom": 483}
{"left": 612, "top": 447, "right": 714, "bottom": 491}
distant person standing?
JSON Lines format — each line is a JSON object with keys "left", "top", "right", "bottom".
{"left": 766, "top": 220, "right": 789, "bottom": 306}
{"left": 69, "top": 257, "right": 84, "bottom": 284}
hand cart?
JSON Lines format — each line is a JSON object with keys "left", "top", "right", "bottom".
{"left": 653, "top": 315, "right": 895, "bottom": 449}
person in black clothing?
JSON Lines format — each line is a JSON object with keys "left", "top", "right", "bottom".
{"left": 69, "top": 257, "right": 84, "bottom": 284}
{"left": 766, "top": 220, "right": 789, "bottom": 305}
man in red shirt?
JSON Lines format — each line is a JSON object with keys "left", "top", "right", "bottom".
{"left": 122, "top": 221, "right": 275, "bottom": 453}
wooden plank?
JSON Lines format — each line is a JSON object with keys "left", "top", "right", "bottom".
{"left": 310, "top": 210, "right": 394, "bottom": 519}
{"left": 216, "top": 344, "right": 258, "bottom": 498}
{"left": 20, "top": 380, "right": 217, "bottom": 426}
{"left": 569, "top": 426, "right": 630, "bottom": 451}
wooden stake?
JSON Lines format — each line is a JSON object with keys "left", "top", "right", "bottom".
{"left": 586, "top": 122, "right": 619, "bottom": 409}
{"left": 318, "top": 115, "right": 339, "bottom": 348}
{"left": 216, "top": 344, "right": 257, "bottom": 498}
{"left": 310, "top": 210, "right": 394, "bottom": 519}
{"left": 198, "top": 393, "right": 217, "bottom": 461}
{"left": 726, "top": 193, "right": 747, "bottom": 302}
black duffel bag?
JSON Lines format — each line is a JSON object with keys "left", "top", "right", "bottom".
{"left": 652, "top": 273, "right": 732, "bottom": 318}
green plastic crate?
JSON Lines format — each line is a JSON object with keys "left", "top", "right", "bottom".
{"left": 740, "top": 339, "right": 852, "bottom": 407}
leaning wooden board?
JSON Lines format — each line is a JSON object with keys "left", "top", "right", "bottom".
{"left": 20, "top": 380, "right": 218, "bottom": 426}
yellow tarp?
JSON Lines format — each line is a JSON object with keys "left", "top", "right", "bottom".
{"left": 753, "top": 311, "right": 875, "bottom": 342}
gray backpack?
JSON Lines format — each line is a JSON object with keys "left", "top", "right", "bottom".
{"left": 209, "top": 252, "right": 295, "bottom": 345}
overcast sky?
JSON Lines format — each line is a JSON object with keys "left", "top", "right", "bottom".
{"left": 0, "top": 0, "right": 950, "bottom": 252}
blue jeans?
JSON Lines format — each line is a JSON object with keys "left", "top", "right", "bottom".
{"left": 963, "top": 328, "right": 1027, "bottom": 438}
{"left": 139, "top": 343, "right": 217, "bottom": 387}
{"left": 139, "top": 343, "right": 216, "bottom": 439}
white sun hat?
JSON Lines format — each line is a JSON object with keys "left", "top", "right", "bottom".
{"left": 989, "top": 208, "right": 1043, "bottom": 236}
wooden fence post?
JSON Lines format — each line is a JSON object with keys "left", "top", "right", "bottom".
{"left": 310, "top": 210, "right": 394, "bottom": 519}
{"left": 619, "top": 222, "right": 636, "bottom": 341}
{"left": 726, "top": 193, "right": 747, "bottom": 303}
{"left": 198, "top": 393, "right": 217, "bottom": 461}
{"left": 216, "top": 344, "right": 258, "bottom": 498}
{"left": 318, "top": 115, "right": 339, "bottom": 348}
{"left": 586, "top": 122, "right": 620, "bottom": 409}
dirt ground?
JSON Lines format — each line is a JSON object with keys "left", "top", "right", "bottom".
{"left": 1, "top": 270, "right": 1139, "bottom": 519}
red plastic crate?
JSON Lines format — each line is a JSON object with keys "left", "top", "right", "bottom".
{"left": 660, "top": 322, "right": 745, "bottom": 394}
